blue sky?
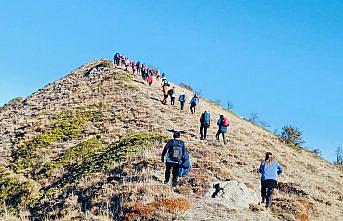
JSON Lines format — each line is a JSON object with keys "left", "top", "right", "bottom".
{"left": 0, "top": 0, "right": 342, "bottom": 162}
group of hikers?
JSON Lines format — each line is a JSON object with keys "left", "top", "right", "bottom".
{"left": 113, "top": 52, "right": 283, "bottom": 208}
{"left": 113, "top": 53, "right": 161, "bottom": 81}
{"left": 161, "top": 130, "right": 283, "bottom": 208}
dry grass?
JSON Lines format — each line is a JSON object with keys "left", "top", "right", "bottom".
{"left": 124, "top": 198, "right": 190, "bottom": 220}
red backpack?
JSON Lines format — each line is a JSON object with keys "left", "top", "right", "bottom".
{"left": 222, "top": 117, "right": 229, "bottom": 127}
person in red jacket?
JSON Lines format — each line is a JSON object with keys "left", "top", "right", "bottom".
{"left": 147, "top": 75, "right": 153, "bottom": 86}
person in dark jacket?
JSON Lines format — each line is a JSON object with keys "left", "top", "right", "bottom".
{"left": 190, "top": 94, "right": 199, "bottom": 114}
{"left": 259, "top": 152, "right": 283, "bottom": 208}
{"left": 200, "top": 110, "right": 211, "bottom": 140}
{"left": 161, "top": 131, "right": 186, "bottom": 186}
{"left": 216, "top": 115, "right": 228, "bottom": 144}
{"left": 178, "top": 91, "right": 186, "bottom": 110}
{"left": 168, "top": 87, "right": 176, "bottom": 105}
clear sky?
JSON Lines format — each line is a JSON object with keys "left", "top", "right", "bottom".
{"left": 0, "top": 0, "right": 342, "bottom": 162}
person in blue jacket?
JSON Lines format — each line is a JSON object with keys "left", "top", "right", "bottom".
{"left": 259, "top": 152, "right": 283, "bottom": 208}
{"left": 161, "top": 131, "right": 186, "bottom": 186}
{"left": 216, "top": 115, "right": 229, "bottom": 144}
{"left": 190, "top": 94, "right": 200, "bottom": 114}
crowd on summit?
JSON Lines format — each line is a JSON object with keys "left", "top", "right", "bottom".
{"left": 113, "top": 52, "right": 284, "bottom": 208}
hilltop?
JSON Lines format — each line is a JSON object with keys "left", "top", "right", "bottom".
{"left": 0, "top": 59, "right": 342, "bottom": 221}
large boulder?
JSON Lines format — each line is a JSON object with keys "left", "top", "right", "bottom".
{"left": 206, "top": 180, "right": 259, "bottom": 210}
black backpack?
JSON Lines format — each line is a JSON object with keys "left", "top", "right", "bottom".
{"left": 168, "top": 89, "right": 174, "bottom": 96}
{"left": 169, "top": 140, "right": 183, "bottom": 162}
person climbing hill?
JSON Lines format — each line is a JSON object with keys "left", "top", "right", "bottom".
{"left": 161, "top": 131, "right": 186, "bottom": 186}
{"left": 216, "top": 115, "right": 229, "bottom": 144}
{"left": 259, "top": 152, "right": 283, "bottom": 208}
{"left": 162, "top": 83, "right": 169, "bottom": 105}
{"left": 178, "top": 91, "right": 186, "bottom": 111}
{"left": 190, "top": 94, "right": 199, "bottom": 114}
{"left": 161, "top": 76, "right": 168, "bottom": 86}
{"left": 200, "top": 110, "right": 211, "bottom": 140}
{"left": 168, "top": 87, "right": 176, "bottom": 105}
{"left": 147, "top": 75, "right": 153, "bottom": 86}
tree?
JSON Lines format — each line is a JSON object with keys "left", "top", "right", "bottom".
{"left": 280, "top": 125, "right": 305, "bottom": 146}
{"left": 336, "top": 146, "right": 343, "bottom": 165}
{"left": 227, "top": 101, "right": 234, "bottom": 111}
{"left": 259, "top": 120, "right": 270, "bottom": 129}
{"left": 249, "top": 113, "right": 259, "bottom": 123}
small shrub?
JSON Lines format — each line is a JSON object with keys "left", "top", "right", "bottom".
{"left": 99, "top": 60, "right": 114, "bottom": 68}
{"left": 227, "top": 100, "right": 234, "bottom": 110}
{"left": 280, "top": 125, "right": 305, "bottom": 146}
{"left": 335, "top": 146, "right": 343, "bottom": 165}
{"left": 113, "top": 72, "right": 132, "bottom": 82}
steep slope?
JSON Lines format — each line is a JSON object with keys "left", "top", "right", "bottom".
{"left": 0, "top": 59, "right": 342, "bottom": 221}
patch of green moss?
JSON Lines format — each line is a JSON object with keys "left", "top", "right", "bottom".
{"left": 12, "top": 110, "right": 103, "bottom": 171}
{"left": 3, "top": 133, "right": 167, "bottom": 214}
{"left": 113, "top": 71, "right": 132, "bottom": 82}
{"left": 126, "top": 84, "right": 140, "bottom": 91}
{"left": 99, "top": 60, "right": 113, "bottom": 68}
{"left": 0, "top": 166, "right": 38, "bottom": 209}
{"left": 36, "top": 137, "right": 103, "bottom": 178}
{"left": 41, "top": 133, "right": 167, "bottom": 192}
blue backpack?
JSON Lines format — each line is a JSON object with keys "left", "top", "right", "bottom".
{"left": 179, "top": 94, "right": 185, "bottom": 102}
{"left": 204, "top": 112, "right": 210, "bottom": 123}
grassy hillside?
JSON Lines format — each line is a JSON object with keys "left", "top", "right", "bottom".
{"left": 0, "top": 59, "right": 342, "bottom": 221}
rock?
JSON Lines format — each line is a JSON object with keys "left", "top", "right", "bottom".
{"left": 205, "top": 180, "right": 259, "bottom": 210}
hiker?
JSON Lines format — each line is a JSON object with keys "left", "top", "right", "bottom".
{"left": 179, "top": 150, "right": 191, "bottom": 177}
{"left": 259, "top": 152, "right": 283, "bottom": 208}
{"left": 113, "top": 53, "right": 120, "bottom": 66}
{"left": 178, "top": 91, "right": 186, "bottom": 110}
{"left": 136, "top": 61, "right": 141, "bottom": 75}
{"left": 162, "top": 83, "right": 169, "bottom": 105}
{"left": 200, "top": 110, "right": 211, "bottom": 140}
{"left": 161, "top": 77, "right": 168, "bottom": 86}
{"left": 161, "top": 131, "right": 186, "bottom": 186}
{"left": 147, "top": 75, "right": 153, "bottom": 86}
{"left": 189, "top": 94, "right": 199, "bottom": 114}
{"left": 168, "top": 87, "right": 176, "bottom": 105}
{"left": 156, "top": 69, "right": 161, "bottom": 80}
{"left": 216, "top": 115, "right": 229, "bottom": 144}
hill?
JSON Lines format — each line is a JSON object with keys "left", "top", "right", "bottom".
{"left": 0, "top": 59, "right": 342, "bottom": 221}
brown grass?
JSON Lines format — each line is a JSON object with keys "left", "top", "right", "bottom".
{"left": 124, "top": 198, "right": 190, "bottom": 220}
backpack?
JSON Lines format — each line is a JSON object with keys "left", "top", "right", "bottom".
{"left": 179, "top": 94, "right": 185, "bottom": 102}
{"left": 222, "top": 117, "right": 229, "bottom": 127}
{"left": 169, "top": 140, "right": 183, "bottom": 162}
{"left": 203, "top": 112, "right": 210, "bottom": 123}
{"left": 168, "top": 89, "right": 174, "bottom": 96}
{"left": 191, "top": 97, "right": 199, "bottom": 105}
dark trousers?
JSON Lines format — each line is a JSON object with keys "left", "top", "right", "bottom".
{"left": 261, "top": 179, "right": 277, "bottom": 207}
{"left": 171, "top": 97, "right": 175, "bottom": 105}
{"left": 162, "top": 94, "right": 168, "bottom": 105}
{"left": 165, "top": 162, "right": 180, "bottom": 186}
{"left": 190, "top": 104, "right": 196, "bottom": 114}
{"left": 180, "top": 101, "right": 185, "bottom": 110}
{"left": 200, "top": 123, "right": 209, "bottom": 139}
{"left": 216, "top": 129, "right": 227, "bottom": 144}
